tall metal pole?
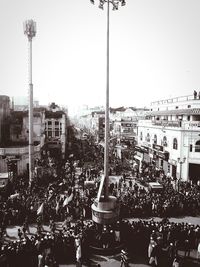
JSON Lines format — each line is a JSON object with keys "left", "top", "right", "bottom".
{"left": 104, "top": 0, "right": 110, "bottom": 200}
{"left": 179, "top": 162, "right": 182, "bottom": 192}
{"left": 90, "top": 0, "right": 126, "bottom": 200}
{"left": 28, "top": 39, "right": 34, "bottom": 187}
{"left": 177, "top": 157, "right": 186, "bottom": 192}
{"left": 90, "top": 0, "right": 126, "bottom": 225}
{"left": 24, "top": 20, "right": 36, "bottom": 188}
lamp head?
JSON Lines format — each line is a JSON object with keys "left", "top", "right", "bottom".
{"left": 99, "top": 2, "right": 104, "bottom": 9}
{"left": 113, "top": 2, "right": 119, "bottom": 10}
{"left": 91, "top": 0, "right": 126, "bottom": 10}
{"left": 23, "top": 20, "right": 36, "bottom": 40}
{"left": 121, "top": 0, "right": 126, "bottom": 6}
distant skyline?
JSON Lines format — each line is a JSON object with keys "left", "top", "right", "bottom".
{"left": 1, "top": 0, "right": 200, "bottom": 115}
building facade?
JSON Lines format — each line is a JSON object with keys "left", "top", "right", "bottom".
{"left": 137, "top": 94, "right": 200, "bottom": 183}
{"left": 0, "top": 107, "right": 45, "bottom": 175}
{"left": 0, "top": 95, "right": 11, "bottom": 146}
{"left": 44, "top": 103, "right": 68, "bottom": 158}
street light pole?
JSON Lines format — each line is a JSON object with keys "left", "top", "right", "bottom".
{"left": 90, "top": 0, "right": 126, "bottom": 225}
{"left": 24, "top": 20, "right": 36, "bottom": 188}
{"left": 90, "top": 0, "right": 125, "bottom": 201}
{"left": 177, "top": 157, "right": 186, "bottom": 192}
{"left": 104, "top": 0, "right": 110, "bottom": 200}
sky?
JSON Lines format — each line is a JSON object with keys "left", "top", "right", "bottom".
{"left": 1, "top": 0, "right": 200, "bottom": 115}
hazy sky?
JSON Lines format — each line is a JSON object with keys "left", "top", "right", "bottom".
{"left": 1, "top": 0, "right": 200, "bottom": 114}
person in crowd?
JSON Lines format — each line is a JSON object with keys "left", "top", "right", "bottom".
{"left": 120, "top": 248, "right": 129, "bottom": 267}
{"left": 172, "top": 256, "right": 181, "bottom": 267}
{"left": 197, "top": 240, "right": 200, "bottom": 261}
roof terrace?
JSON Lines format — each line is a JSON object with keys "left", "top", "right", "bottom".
{"left": 151, "top": 94, "right": 198, "bottom": 106}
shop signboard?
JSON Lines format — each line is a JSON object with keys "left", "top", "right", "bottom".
{"left": 168, "top": 159, "right": 177, "bottom": 166}
{"left": 6, "top": 155, "right": 20, "bottom": 161}
{"left": 141, "top": 146, "right": 149, "bottom": 153}
{"left": 153, "top": 144, "right": 163, "bottom": 151}
{"left": 135, "top": 145, "right": 142, "bottom": 152}
{"left": 157, "top": 151, "right": 169, "bottom": 161}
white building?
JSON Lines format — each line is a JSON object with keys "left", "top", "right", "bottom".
{"left": 44, "top": 103, "right": 68, "bottom": 158}
{"left": 137, "top": 94, "right": 200, "bottom": 183}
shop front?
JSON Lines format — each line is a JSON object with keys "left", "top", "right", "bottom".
{"left": 156, "top": 151, "right": 169, "bottom": 174}
{"left": 168, "top": 159, "right": 177, "bottom": 180}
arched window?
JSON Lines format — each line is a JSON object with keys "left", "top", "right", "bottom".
{"left": 140, "top": 132, "right": 143, "bottom": 141}
{"left": 163, "top": 136, "right": 167, "bottom": 147}
{"left": 195, "top": 140, "right": 200, "bottom": 152}
{"left": 173, "top": 138, "right": 178, "bottom": 150}
{"left": 154, "top": 134, "right": 157, "bottom": 144}
{"left": 146, "top": 133, "right": 150, "bottom": 142}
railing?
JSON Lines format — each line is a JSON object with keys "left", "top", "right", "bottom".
{"left": 151, "top": 94, "right": 196, "bottom": 106}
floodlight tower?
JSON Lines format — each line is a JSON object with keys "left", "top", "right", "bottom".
{"left": 23, "top": 20, "right": 36, "bottom": 187}
{"left": 90, "top": 0, "right": 126, "bottom": 225}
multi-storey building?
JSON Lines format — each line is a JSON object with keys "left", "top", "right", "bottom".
{"left": 0, "top": 105, "right": 45, "bottom": 175}
{"left": 0, "top": 95, "right": 11, "bottom": 146}
{"left": 44, "top": 103, "right": 68, "bottom": 158}
{"left": 111, "top": 107, "right": 148, "bottom": 145}
{"left": 137, "top": 94, "right": 200, "bottom": 183}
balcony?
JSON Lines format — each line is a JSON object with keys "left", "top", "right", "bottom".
{"left": 151, "top": 94, "right": 196, "bottom": 105}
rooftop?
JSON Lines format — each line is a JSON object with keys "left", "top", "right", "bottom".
{"left": 151, "top": 94, "right": 199, "bottom": 106}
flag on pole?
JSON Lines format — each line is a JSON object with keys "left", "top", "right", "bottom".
{"left": 9, "top": 193, "right": 20, "bottom": 199}
{"left": 37, "top": 203, "right": 44, "bottom": 215}
{"left": 63, "top": 193, "right": 73, "bottom": 207}
{"left": 55, "top": 201, "right": 59, "bottom": 214}
{"left": 48, "top": 190, "right": 54, "bottom": 201}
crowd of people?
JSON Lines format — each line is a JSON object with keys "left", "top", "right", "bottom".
{"left": 118, "top": 176, "right": 200, "bottom": 218}
{"left": 0, "top": 143, "right": 200, "bottom": 266}
{"left": 121, "top": 218, "right": 200, "bottom": 266}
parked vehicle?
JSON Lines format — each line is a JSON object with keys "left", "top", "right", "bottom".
{"left": 148, "top": 182, "right": 163, "bottom": 192}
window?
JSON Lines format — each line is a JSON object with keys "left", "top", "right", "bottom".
{"left": 173, "top": 138, "right": 178, "bottom": 150}
{"left": 160, "top": 159, "right": 163, "bottom": 167}
{"left": 187, "top": 116, "right": 190, "bottom": 121}
{"left": 140, "top": 132, "right": 143, "bottom": 141}
{"left": 188, "top": 105, "right": 191, "bottom": 108}
{"left": 190, "top": 144, "right": 193, "bottom": 152}
{"left": 48, "top": 121, "right": 52, "bottom": 125}
{"left": 146, "top": 133, "right": 150, "bottom": 142}
{"left": 163, "top": 136, "right": 167, "bottom": 147}
{"left": 195, "top": 140, "right": 200, "bottom": 152}
{"left": 55, "top": 130, "right": 60, "bottom": 137}
{"left": 153, "top": 134, "right": 157, "bottom": 144}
